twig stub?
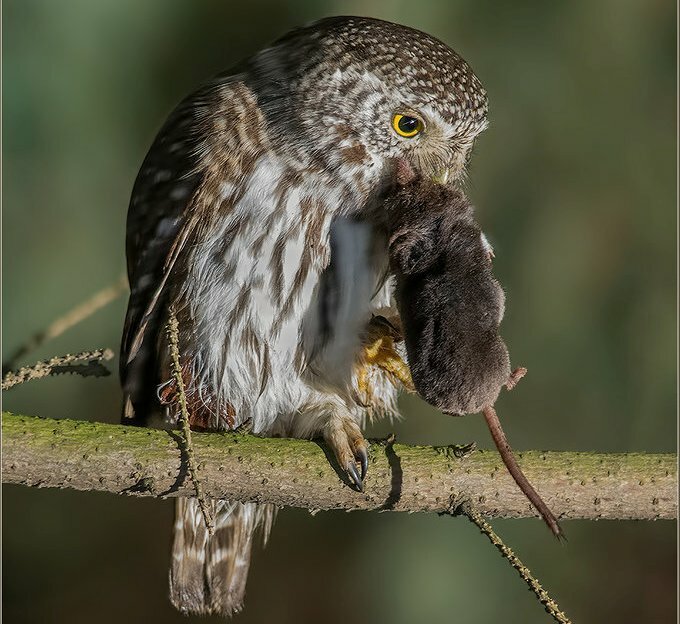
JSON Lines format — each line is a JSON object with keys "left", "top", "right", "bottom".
{"left": 1, "top": 349, "right": 114, "bottom": 391}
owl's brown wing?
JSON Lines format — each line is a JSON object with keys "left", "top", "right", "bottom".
{"left": 121, "top": 77, "right": 273, "bottom": 423}
{"left": 120, "top": 85, "right": 209, "bottom": 422}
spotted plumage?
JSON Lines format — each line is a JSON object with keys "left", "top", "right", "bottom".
{"left": 121, "top": 16, "right": 488, "bottom": 616}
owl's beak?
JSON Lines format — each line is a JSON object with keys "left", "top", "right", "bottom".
{"left": 431, "top": 168, "right": 451, "bottom": 185}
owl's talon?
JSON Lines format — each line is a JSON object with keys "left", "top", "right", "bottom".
{"left": 357, "top": 446, "right": 369, "bottom": 481}
{"left": 347, "top": 461, "right": 364, "bottom": 492}
{"left": 358, "top": 321, "right": 414, "bottom": 393}
{"left": 324, "top": 414, "right": 369, "bottom": 492}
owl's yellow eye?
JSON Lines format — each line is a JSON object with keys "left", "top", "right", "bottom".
{"left": 392, "top": 114, "right": 423, "bottom": 138}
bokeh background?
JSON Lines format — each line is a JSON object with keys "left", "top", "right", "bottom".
{"left": 3, "top": 1, "right": 676, "bottom": 622}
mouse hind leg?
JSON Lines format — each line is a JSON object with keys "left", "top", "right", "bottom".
{"left": 505, "top": 367, "right": 527, "bottom": 391}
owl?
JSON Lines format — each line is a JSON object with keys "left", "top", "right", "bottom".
{"left": 121, "top": 16, "right": 488, "bottom": 616}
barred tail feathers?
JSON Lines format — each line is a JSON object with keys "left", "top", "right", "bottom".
{"left": 170, "top": 498, "right": 277, "bottom": 616}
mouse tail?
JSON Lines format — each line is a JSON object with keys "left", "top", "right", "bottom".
{"left": 482, "top": 405, "right": 564, "bottom": 540}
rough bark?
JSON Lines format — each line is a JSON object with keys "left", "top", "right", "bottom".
{"left": 2, "top": 412, "right": 676, "bottom": 520}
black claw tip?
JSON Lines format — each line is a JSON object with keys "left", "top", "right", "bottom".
{"left": 357, "top": 447, "right": 369, "bottom": 481}
{"left": 347, "top": 462, "right": 364, "bottom": 492}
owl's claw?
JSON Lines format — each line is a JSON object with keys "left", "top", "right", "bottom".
{"left": 347, "top": 461, "right": 363, "bottom": 492}
{"left": 357, "top": 446, "right": 369, "bottom": 481}
{"left": 324, "top": 414, "right": 369, "bottom": 492}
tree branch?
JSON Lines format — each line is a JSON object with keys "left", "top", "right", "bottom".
{"left": 2, "top": 412, "right": 676, "bottom": 520}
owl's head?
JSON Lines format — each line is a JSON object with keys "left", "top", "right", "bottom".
{"left": 250, "top": 16, "right": 488, "bottom": 189}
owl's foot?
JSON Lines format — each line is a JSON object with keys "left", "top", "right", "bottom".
{"left": 357, "top": 315, "right": 415, "bottom": 401}
{"left": 324, "top": 415, "right": 368, "bottom": 492}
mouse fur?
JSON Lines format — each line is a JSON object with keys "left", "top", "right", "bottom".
{"left": 384, "top": 163, "right": 511, "bottom": 415}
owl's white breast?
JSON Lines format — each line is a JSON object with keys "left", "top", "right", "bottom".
{"left": 176, "top": 152, "right": 391, "bottom": 434}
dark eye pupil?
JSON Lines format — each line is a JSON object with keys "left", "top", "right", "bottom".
{"left": 398, "top": 116, "right": 419, "bottom": 133}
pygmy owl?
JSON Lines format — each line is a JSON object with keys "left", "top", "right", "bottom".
{"left": 121, "top": 15, "right": 488, "bottom": 616}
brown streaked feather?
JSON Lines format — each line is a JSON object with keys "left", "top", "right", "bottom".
{"left": 121, "top": 80, "right": 268, "bottom": 421}
{"left": 126, "top": 204, "right": 205, "bottom": 364}
{"left": 170, "top": 499, "right": 277, "bottom": 617}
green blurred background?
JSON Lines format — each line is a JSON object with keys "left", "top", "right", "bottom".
{"left": 3, "top": 1, "right": 676, "bottom": 622}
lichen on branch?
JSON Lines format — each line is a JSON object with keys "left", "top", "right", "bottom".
{"left": 2, "top": 412, "right": 676, "bottom": 521}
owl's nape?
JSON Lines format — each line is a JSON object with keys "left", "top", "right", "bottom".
{"left": 121, "top": 15, "right": 487, "bottom": 616}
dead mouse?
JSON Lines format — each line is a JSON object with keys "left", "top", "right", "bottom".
{"left": 385, "top": 159, "right": 562, "bottom": 539}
